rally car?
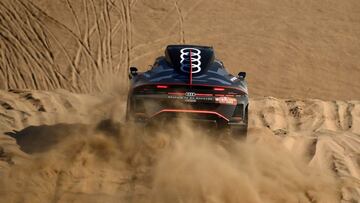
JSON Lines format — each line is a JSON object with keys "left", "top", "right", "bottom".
{"left": 126, "top": 45, "right": 248, "bottom": 136}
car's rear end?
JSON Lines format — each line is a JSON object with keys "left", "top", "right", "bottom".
{"left": 127, "top": 83, "right": 248, "bottom": 133}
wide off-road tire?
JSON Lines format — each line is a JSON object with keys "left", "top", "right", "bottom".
{"left": 228, "top": 105, "right": 248, "bottom": 138}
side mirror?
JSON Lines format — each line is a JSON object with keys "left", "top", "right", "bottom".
{"left": 129, "top": 67, "right": 138, "bottom": 79}
{"left": 238, "top": 72, "right": 246, "bottom": 79}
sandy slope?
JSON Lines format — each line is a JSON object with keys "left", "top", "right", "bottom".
{"left": 0, "top": 90, "right": 359, "bottom": 202}
{"left": 1, "top": 0, "right": 360, "bottom": 99}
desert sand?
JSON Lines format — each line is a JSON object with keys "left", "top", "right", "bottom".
{"left": 0, "top": 0, "right": 359, "bottom": 202}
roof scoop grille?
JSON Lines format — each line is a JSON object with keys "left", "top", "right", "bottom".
{"left": 165, "top": 45, "right": 215, "bottom": 75}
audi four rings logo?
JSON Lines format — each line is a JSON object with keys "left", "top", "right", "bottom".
{"left": 185, "top": 92, "right": 196, "bottom": 97}
{"left": 180, "top": 48, "right": 202, "bottom": 73}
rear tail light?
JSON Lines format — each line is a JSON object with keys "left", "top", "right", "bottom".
{"left": 196, "top": 93, "right": 213, "bottom": 97}
{"left": 213, "top": 87, "right": 225, "bottom": 91}
{"left": 156, "top": 85, "right": 168, "bottom": 89}
{"left": 135, "top": 85, "right": 244, "bottom": 96}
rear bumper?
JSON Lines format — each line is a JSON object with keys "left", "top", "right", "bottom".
{"left": 132, "top": 110, "right": 247, "bottom": 130}
{"left": 127, "top": 93, "right": 248, "bottom": 126}
{"left": 152, "top": 109, "right": 229, "bottom": 121}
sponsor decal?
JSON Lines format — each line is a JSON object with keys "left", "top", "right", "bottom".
{"left": 215, "top": 96, "right": 237, "bottom": 105}
{"left": 167, "top": 94, "right": 236, "bottom": 104}
{"left": 168, "top": 92, "right": 213, "bottom": 103}
{"left": 180, "top": 48, "right": 202, "bottom": 73}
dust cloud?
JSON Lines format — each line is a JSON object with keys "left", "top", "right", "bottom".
{"left": 0, "top": 112, "right": 340, "bottom": 203}
{"left": 146, "top": 125, "right": 340, "bottom": 203}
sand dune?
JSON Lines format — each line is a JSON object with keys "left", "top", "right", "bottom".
{"left": 1, "top": 0, "right": 360, "bottom": 99}
{"left": 0, "top": 90, "right": 359, "bottom": 202}
{"left": 1, "top": 0, "right": 360, "bottom": 202}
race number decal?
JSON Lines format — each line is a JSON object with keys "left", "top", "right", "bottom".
{"left": 180, "top": 48, "right": 202, "bottom": 73}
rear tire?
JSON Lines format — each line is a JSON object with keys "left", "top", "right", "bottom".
{"left": 229, "top": 105, "right": 248, "bottom": 138}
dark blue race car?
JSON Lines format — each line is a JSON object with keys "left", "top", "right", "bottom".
{"left": 126, "top": 45, "right": 248, "bottom": 136}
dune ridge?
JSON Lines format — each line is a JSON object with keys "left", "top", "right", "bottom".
{"left": 1, "top": 0, "right": 360, "bottom": 99}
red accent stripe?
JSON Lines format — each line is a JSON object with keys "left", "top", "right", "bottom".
{"left": 168, "top": 92, "right": 185, "bottom": 96}
{"left": 189, "top": 49, "right": 193, "bottom": 85}
{"left": 151, "top": 109, "right": 229, "bottom": 121}
{"left": 196, "top": 93, "right": 213, "bottom": 97}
